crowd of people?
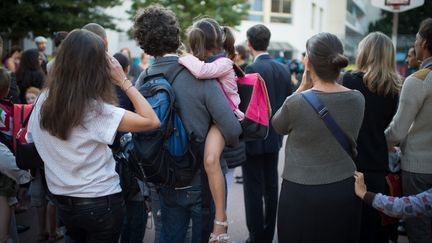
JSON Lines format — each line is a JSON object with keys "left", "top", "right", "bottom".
{"left": 0, "top": 3, "right": 431, "bottom": 243}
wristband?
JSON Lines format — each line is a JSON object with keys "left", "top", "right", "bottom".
{"left": 121, "top": 77, "right": 129, "bottom": 88}
{"left": 123, "top": 83, "right": 134, "bottom": 92}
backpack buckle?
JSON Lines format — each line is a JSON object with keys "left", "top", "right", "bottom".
{"left": 318, "top": 107, "right": 329, "bottom": 119}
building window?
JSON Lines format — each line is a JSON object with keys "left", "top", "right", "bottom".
{"left": 251, "top": 0, "right": 263, "bottom": 11}
{"left": 271, "top": 0, "right": 291, "bottom": 13}
{"left": 270, "top": 0, "right": 292, "bottom": 24}
{"left": 248, "top": 0, "right": 264, "bottom": 22}
{"left": 311, "top": 3, "right": 316, "bottom": 29}
{"left": 319, "top": 7, "right": 323, "bottom": 31}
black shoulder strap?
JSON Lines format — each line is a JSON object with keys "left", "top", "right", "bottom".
{"left": 21, "top": 105, "right": 34, "bottom": 129}
{"left": 233, "top": 64, "right": 245, "bottom": 78}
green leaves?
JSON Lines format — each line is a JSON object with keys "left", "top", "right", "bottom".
{"left": 0, "top": 0, "right": 122, "bottom": 41}
{"left": 128, "top": 0, "right": 248, "bottom": 40}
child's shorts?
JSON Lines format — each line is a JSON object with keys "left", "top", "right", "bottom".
{"left": 0, "top": 172, "right": 18, "bottom": 206}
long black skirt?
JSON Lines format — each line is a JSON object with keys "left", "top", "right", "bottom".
{"left": 277, "top": 177, "right": 362, "bottom": 243}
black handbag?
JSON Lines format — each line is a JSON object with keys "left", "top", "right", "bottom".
{"left": 15, "top": 104, "right": 44, "bottom": 170}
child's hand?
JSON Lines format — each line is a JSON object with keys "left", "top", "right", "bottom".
{"left": 354, "top": 171, "right": 367, "bottom": 200}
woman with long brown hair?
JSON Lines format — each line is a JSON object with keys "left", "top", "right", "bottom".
{"left": 26, "top": 29, "right": 160, "bottom": 243}
{"left": 342, "top": 32, "right": 401, "bottom": 243}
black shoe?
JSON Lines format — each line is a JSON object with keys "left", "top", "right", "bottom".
{"left": 17, "top": 224, "right": 30, "bottom": 233}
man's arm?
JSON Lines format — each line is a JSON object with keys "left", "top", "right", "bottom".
{"left": 204, "top": 80, "right": 242, "bottom": 146}
{"left": 385, "top": 76, "right": 426, "bottom": 146}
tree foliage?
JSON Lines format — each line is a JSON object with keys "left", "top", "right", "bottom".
{"left": 369, "top": 1, "right": 432, "bottom": 37}
{"left": 0, "top": 0, "right": 122, "bottom": 41}
{"left": 129, "top": 0, "right": 249, "bottom": 40}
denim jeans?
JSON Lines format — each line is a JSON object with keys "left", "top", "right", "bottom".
{"left": 150, "top": 185, "right": 192, "bottom": 243}
{"left": 121, "top": 200, "right": 147, "bottom": 243}
{"left": 54, "top": 194, "right": 124, "bottom": 243}
{"left": 159, "top": 186, "right": 201, "bottom": 243}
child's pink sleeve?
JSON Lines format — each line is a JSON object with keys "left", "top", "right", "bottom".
{"left": 179, "top": 54, "right": 233, "bottom": 79}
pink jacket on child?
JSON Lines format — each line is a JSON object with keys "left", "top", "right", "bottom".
{"left": 179, "top": 54, "right": 244, "bottom": 120}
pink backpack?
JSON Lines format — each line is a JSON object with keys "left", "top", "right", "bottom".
{"left": 233, "top": 65, "right": 271, "bottom": 141}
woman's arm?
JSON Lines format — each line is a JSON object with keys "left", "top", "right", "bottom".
{"left": 271, "top": 97, "right": 292, "bottom": 135}
{"left": 179, "top": 54, "right": 233, "bottom": 79}
{"left": 108, "top": 55, "right": 160, "bottom": 132}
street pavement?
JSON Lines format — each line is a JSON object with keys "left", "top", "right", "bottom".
{"left": 17, "top": 139, "right": 409, "bottom": 243}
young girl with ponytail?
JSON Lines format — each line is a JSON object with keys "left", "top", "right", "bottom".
{"left": 179, "top": 18, "right": 241, "bottom": 243}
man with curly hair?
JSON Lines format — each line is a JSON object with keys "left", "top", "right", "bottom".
{"left": 134, "top": 5, "right": 242, "bottom": 243}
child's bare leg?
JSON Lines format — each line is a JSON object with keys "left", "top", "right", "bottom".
{"left": 204, "top": 125, "right": 227, "bottom": 236}
{"left": 0, "top": 196, "right": 11, "bottom": 242}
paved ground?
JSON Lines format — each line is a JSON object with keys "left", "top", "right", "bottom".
{"left": 17, "top": 138, "right": 409, "bottom": 243}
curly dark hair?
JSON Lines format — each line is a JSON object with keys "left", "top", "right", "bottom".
{"left": 134, "top": 5, "right": 180, "bottom": 57}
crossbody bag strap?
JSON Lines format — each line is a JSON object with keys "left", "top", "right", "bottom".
{"left": 301, "top": 90, "right": 353, "bottom": 157}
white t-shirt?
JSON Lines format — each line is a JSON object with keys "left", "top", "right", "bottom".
{"left": 27, "top": 91, "right": 125, "bottom": 197}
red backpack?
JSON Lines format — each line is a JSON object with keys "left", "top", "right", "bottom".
{"left": 12, "top": 104, "right": 33, "bottom": 151}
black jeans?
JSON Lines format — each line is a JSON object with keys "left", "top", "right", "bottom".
{"left": 242, "top": 152, "right": 279, "bottom": 243}
{"left": 54, "top": 193, "right": 125, "bottom": 243}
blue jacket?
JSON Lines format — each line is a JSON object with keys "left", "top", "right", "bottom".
{"left": 245, "top": 54, "right": 293, "bottom": 154}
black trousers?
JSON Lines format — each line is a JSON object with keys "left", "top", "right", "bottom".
{"left": 242, "top": 152, "right": 279, "bottom": 243}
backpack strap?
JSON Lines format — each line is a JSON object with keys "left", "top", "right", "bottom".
{"left": 143, "top": 64, "right": 185, "bottom": 85}
{"left": 16, "top": 98, "right": 38, "bottom": 139}
{"left": 301, "top": 90, "right": 353, "bottom": 157}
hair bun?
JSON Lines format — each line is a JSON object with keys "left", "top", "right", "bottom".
{"left": 331, "top": 54, "right": 349, "bottom": 68}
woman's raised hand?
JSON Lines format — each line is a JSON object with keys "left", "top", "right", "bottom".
{"left": 106, "top": 53, "right": 128, "bottom": 87}
{"left": 295, "top": 70, "right": 313, "bottom": 93}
